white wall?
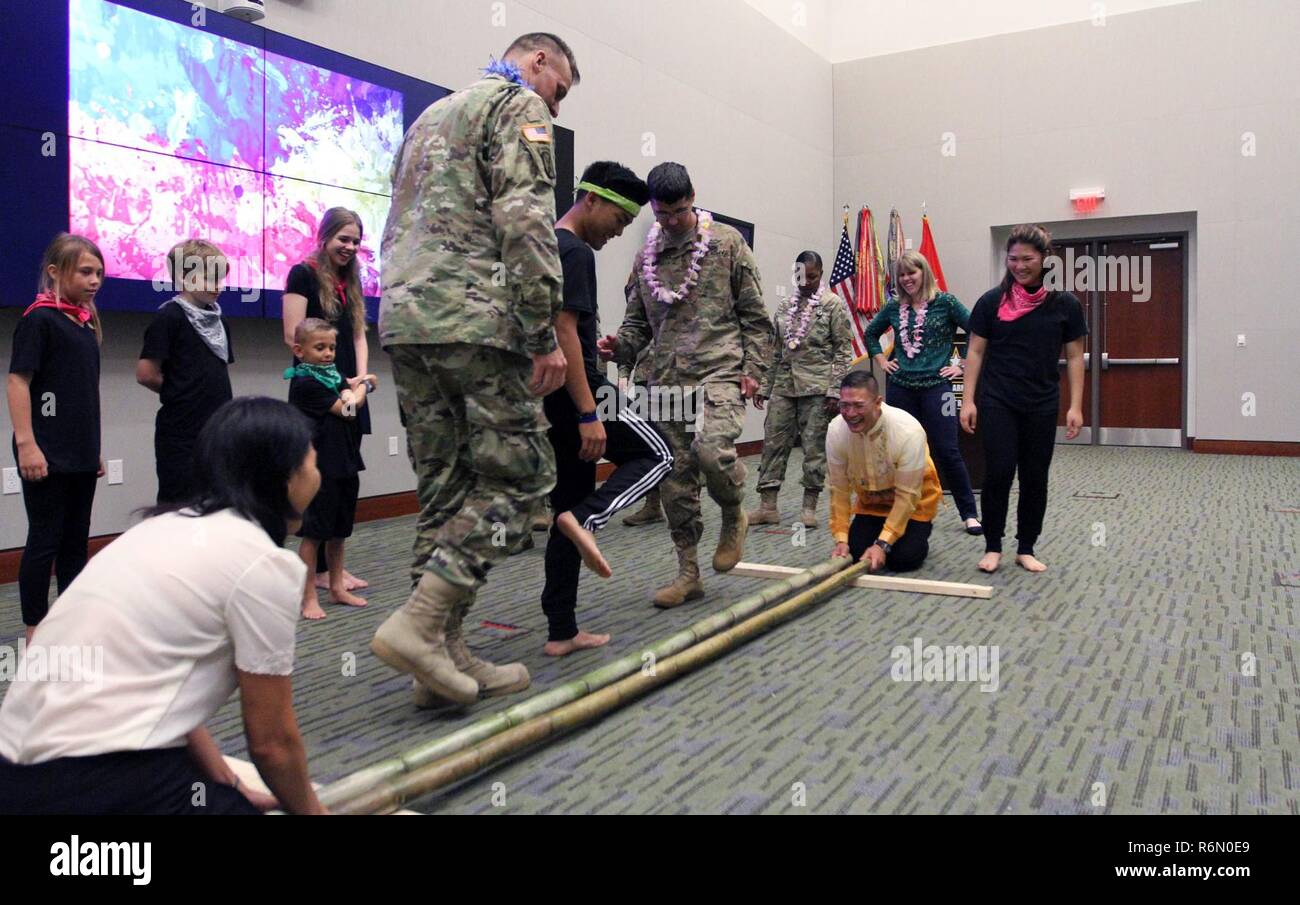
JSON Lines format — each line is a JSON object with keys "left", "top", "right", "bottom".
{"left": 833, "top": 0, "right": 1300, "bottom": 444}
{"left": 0, "top": 0, "right": 833, "bottom": 548}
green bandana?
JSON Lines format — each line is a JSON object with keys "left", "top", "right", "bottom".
{"left": 284, "top": 362, "right": 343, "bottom": 392}
{"left": 577, "top": 181, "right": 641, "bottom": 217}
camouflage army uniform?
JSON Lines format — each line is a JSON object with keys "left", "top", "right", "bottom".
{"left": 380, "top": 74, "right": 561, "bottom": 590}
{"left": 756, "top": 289, "right": 854, "bottom": 494}
{"left": 614, "top": 219, "right": 773, "bottom": 551}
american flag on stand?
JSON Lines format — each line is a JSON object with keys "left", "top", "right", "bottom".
{"left": 830, "top": 208, "right": 884, "bottom": 361}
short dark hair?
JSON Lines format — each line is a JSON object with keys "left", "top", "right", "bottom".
{"left": 796, "top": 250, "right": 823, "bottom": 269}
{"left": 505, "top": 32, "right": 580, "bottom": 83}
{"left": 142, "top": 397, "right": 314, "bottom": 546}
{"left": 646, "top": 162, "right": 693, "bottom": 204}
{"left": 575, "top": 161, "right": 650, "bottom": 207}
{"left": 840, "top": 369, "right": 879, "bottom": 396}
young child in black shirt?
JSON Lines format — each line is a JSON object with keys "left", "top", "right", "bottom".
{"left": 137, "top": 239, "right": 235, "bottom": 505}
{"left": 6, "top": 234, "right": 105, "bottom": 644}
{"left": 286, "top": 318, "right": 376, "bottom": 620}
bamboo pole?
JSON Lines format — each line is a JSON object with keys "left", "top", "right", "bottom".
{"left": 339, "top": 558, "right": 872, "bottom": 815}
{"left": 318, "top": 557, "right": 851, "bottom": 812}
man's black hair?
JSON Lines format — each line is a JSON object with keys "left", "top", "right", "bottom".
{"left": 840, "top": 369, "right": 880, "bottom": 396}
{"left": 796, "top": 250, "right": 823, "bottom": 269}
{"left": 505, "top": 32, "right": 580, "bottom": 83}
{"left": 575, "top": 161, "right": 651, "bottom": 207}
{"left": 646, "top": 162, "right": 694, "bottom": 204}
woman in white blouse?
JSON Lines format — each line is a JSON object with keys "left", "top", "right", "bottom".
{"left": 0, "top": 397, "right": 327, "bottom": 815}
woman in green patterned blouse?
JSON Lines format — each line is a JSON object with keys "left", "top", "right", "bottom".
{"left": 865, "top": 251, "right": 982, "bottom": 534}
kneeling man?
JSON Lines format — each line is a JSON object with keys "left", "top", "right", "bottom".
{"left": 828, "top": 371, "right": 942, "bottom": 572}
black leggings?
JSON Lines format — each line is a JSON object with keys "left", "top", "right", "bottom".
{"left": 978, "top": 404, "right": 1057, "bottom": 555}
{"left": 18, "top": 471, "right": 97, "bottom": 626}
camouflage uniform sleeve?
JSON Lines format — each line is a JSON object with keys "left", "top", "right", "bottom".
{"left": 827, "top": 294, "right": 854, "bottom": 399}
{"left": 761, "top": 302, "right": 784, "bottom": 398}
{"left": 614, "top": 255, "right": 652, "bottom": 370}
{"left": 730, "top": 239, "right": 773, "bottom": 383}
{"left": 488, "top": 90, "right": 562, "bottom": 355}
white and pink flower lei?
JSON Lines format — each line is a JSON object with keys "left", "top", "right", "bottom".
{"left": 641, "top": 209, "right": 713, "bottom": 305}
{"left": 784, "top": 286, "right": 824, "bottom": 350}
{"left": 899, "top": 298, "right": 929, "bottom": 358}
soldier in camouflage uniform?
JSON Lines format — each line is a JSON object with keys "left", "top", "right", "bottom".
{"left": 618, "top": 347, "right": 664, "bottom": 526}
{"left": 751, "top": 251, "right": 853, "bottom": 528}
{"left": 372, "top": 33, "right": 579, "bottom": 708}
{"left": 598, "top": 163, "right": 773, "bottom": 608}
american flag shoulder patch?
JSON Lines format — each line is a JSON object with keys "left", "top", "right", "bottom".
{"left": 521, "top": 123, "right": 552, "bottom": 143}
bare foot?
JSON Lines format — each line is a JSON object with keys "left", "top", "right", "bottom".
{"left": 330, "top": 586, "right": 369, "bottom": 608}
{"left": 301, "top": 594, "right": 327, "bottom": 620}
{"left": 555, "top": 511, "right": 612, "bottom": 578}
{"left": 544, "top": 630, "right": 612, "bottom": 657}
{"left": 1016, "top": 554, "right": 1047, "bottom": 573}
{"left": 318, "top": 570, "right": 368, "bottom": 591}
{"left": 977, "top": 552, "right": 1001, "bottom": 573}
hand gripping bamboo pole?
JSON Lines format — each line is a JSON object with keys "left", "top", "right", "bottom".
{"left": 318, "top": 557, "right": 853, "bottom": 812}
{"left": 338, "top": 558, "right": 872, "bottom": 815}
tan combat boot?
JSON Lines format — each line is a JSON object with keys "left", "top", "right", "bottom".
{"left": 371, "top": 571, "right": 479, "bottom": 706}
{"left": 653, "top": 546, "right": 705, "bottom": 608}
{"left": 623, "top": 488, "right": 664, "bottom": 526}
{"left": 800, "top": 491, "right": 820, "bottom": 528}
{"left": 712, "top": 505, "right": 748, "bottom": 573}
{"left": 530, "top": 501, "right": 552, "bottom": 533}
{"left": 748, "top": 488, "right": 780, "bottom": 525}
{"left": 412, "top": 600, "right": 530, "bottom": 708}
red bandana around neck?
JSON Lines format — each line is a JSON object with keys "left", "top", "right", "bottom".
{"left": 997, "top": 281, "right": 1048, "bottom": 322}
{"left": 308, "top": 259, "right": 348, "bottom": 307}
{"left": 24, "top": 292, "right": 92, "bottom": 325}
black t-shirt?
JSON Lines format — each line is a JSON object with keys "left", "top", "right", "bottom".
{"left": 967, "top": 288, "right": 1088, "bottom": 413}
{"left": 139, "top": 301, "right": 234, "bottom": 441}
{"left": 288, "top": 375, "right": 365, "bottom": 479}
{"left": 285, "top": 263, "right": 371, "bottom": 435}
{"left": 8, "top": 307, "right": 101, "bottom": 473}
{"left": 555, "top": 228, "right": 603, "bottom": 393}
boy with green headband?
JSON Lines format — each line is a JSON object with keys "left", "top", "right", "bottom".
{"left": 538, "top": 161, "right": 673, "bottom": 657}
{"left": 286, "top": 318, "right": 378, "bottom": 620}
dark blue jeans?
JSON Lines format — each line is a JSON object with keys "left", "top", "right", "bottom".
{"left": 885, "top": 379, "right": 978, "bottom": 521}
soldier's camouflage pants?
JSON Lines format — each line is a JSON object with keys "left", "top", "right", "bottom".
{"left": 390, "top": 343, "right": 555, "bottom": 590}
{"left": 656, "top": 382, "right": 747, "bottom": 551}
{"left": 756, "top": 393, "right": 831, "bottom": 494}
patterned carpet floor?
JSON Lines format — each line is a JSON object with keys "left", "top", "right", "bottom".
{"left": 2, "top": 445, "right": 1297, "bottom": 814}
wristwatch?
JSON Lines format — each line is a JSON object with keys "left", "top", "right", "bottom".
{"left": 873, "top": 539, "right": 892, "bottom": 554}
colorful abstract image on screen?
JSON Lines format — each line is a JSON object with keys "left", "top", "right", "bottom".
{"left": 67, "top": 0, "right": 402, "bottom": 296}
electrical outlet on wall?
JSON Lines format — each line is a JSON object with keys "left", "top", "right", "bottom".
{"left": 388, "top": 436, "right": 400, "bottom": 456}
{"left": 1236, "top": 334, "right": 1246, "bottom": 347}
{"left": 107, "top": 459, "right": 124, "bottom": 485}
{"left": 2, "top": 467, "right": 19, "bottom": 495}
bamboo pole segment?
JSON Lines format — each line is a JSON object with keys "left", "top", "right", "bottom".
{"left": 318, "top": 557, "right": 851, "bottom": 812}
{"left": 730, "top": 561, "right": 993, "bottom": 599}
{"left": 340, "top": 558, "right": 873, "bottom": 815}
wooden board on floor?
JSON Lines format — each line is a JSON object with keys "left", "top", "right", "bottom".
{"left": 730, "top": 562, "right": 993, "bottom": 599}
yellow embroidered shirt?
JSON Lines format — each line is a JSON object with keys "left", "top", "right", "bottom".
{"left": 826, "top": 402, "right": 943, "bottom": 544}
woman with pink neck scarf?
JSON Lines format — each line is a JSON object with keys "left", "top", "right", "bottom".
{"left": 960, "top": 225, "right": 1087, "bottom": 574}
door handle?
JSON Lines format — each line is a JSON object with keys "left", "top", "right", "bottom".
{"left": 1103, "top": 356, "right": 1180, "bottom": 368}
{"left": 1057, "top": 352, "right": 1091, "bottom": 367}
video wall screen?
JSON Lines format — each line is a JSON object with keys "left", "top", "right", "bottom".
{"left": 0, "top": 0, "right": 452, "bottom": 319}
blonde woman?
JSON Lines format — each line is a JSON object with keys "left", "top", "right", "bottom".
{"left": 865, "top": 251, "right": 981, "bottom": 534}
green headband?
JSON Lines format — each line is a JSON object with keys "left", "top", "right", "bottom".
{"left": 577, "top": 181, "right": 641, "bottom": 217}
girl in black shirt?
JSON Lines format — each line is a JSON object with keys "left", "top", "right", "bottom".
{"left": 281, "top": 207, "right": 372, "bottom": 592}
{"left": 6, "top": 234, "right": 105, "bottom": 642}
{"left": 961, "top": 225, "right": 1087, "bottom": 574}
